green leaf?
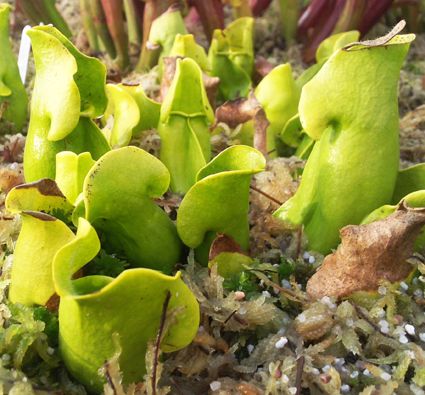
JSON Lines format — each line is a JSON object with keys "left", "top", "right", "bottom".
{"left": 83, "top": 146, "right": 182, "bottom": 273}
{"left": 55, "top": 151, "right": 95, "bottom": 205}
{"left": 315, "top": 30, "right": 360, "bottom": 64}
{"left": 103, "top": 84, "right": 140, "bottom": 148}
{"left": 158, "top": 58, "right": 213, "bottom": 193}
{"left": 177, "top": 145, "right": 265, "bottom": 264}
{"left": 274, "top": 32, "right": 414, "bottom": 253}
{"left": 169, "top": 34, "right": 210, "bottom": 71}
{"left": 393, "top": 163, "right": 425, "bottom": 204}
{"left": 53, "top": 218, "right": 199, "bottom": 392}
{"left": 209, "top": 252, "right": 253, "bottom": 278}
{"left": 6, "top": 178, "right": 74, "bottom": 217}
{"left": 255, "top": 64, "right": 300, "bottom": 153}
{"left": 0, "top": 4, "right": 28, "bottom": 129}
{"left": 23, "top": 26, "right": 109, "bottom": 182}
{"left": 8, "top": 212, "right": 74, "bottom": 306}
{"left": 208, "top": 17, "right": 254, "bottom": 101}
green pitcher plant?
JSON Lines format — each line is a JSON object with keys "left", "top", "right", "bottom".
{"left": 53, "top": 218, "right": 199, "bottom": 392}
{"left": 23, "top": 25, "right": 109, "bottom": 182}
{"left": 158, "top": 57, "right": 214, "bottom": 194}
{"left": 103, "top": 83, "right": 161, "bottom": 148}
{"left": 254, "top": 64, "right": 300, "bottom": 154}
{"left": 169, "top": 33, "right": 210, "bottom": 72}
{"left": 137, "top": 5, "right": 187, "bottom": 72}
{"left": 280, "top": 30, "right": 361, "bottom": 157}
{"left": 0, "top": 3, "right": 28, "bottom": 130}
{"left": 274, "top": 31, "right": 415, "bottom": 254}
{"left": 6, "top": 179, "right": 74, "bottom": 306}
{"left": 208, "top": 17, "right": 254, "bottom": 101}
{"left": 81, "top": 146, "right": 182, "bottom": 273}
{"left": 177, "top": 145, "right": 265, "bottom": 264}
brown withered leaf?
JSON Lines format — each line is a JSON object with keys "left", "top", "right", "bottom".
{"left": 253, "top": 56, "right": 274, "bottom": 83}
{"left": 208, "top": 233, "right": 245, "bottom": 262}
{"left": 214, "top": 93, "right": 269, "bottom": 155}
{"left": 160, "top": 56, "right": 220, "bottom": 105}
{"left": 307, "top": 203, "right": 425, "bottom": 300}
{"left": 0, "top": 165, "right": 24, "bottom": 193}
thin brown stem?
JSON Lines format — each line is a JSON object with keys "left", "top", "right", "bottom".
{"left": 151, "top": 291, "right": 171, "bottom": 395}
{"left": 250, "top": 185, "right": 283, "bottom": 206}
{"left": 295, "top": 355, "right": 305, "bottom": 395}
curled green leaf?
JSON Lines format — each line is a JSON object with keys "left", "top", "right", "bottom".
{"left": 0, "top": 4, "right": 28, "bottom": 130}
{"left": 23, "top": 26, "right": 109, "bottom": 182}
{"left": 274, "top": 31, "right": 414, "bottom": 253}
{"left": 158, "top": 58, "right": 214, "bottom": 194}
{"left": 177, "top": 145, "right": 265, "bottom": 264}
{"left": 55, "top": 151, "right": 95, "bottom": 205}
{"left": 208, "top": 17, "right": 254, "bottom": 101}
{"left": 83, "top": 146, "right": 182, "bottom": 273}
{"left": 53, "top": 218, "right": 199, "bottom": 392}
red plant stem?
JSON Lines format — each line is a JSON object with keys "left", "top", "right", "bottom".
{"left": 302, "top": 0, "right": 345, "bottom": 62}
{"left": 297, "top": 0, "right": 331, "bottom": 34}
{"left": 100, "top": 0, "right": 129, "bottom": 69}
{"left": 191, "top": 0, "right": 224, "bottom": 41}
{"left": 250, "top": 0, "right": 273, "bottom": 16}
{"left": 332, "top": 0, "right": 367, "bottom": 33}
{"left": 358, "top": 0, "right": 393, "bottom": 35}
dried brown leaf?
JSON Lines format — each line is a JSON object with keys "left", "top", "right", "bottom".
{"left": 214, "top": 93, "right": 269, "bottom": 155}
{"left": 307, "top": 204, "right": 425, "bottom": 299}
{"left": 208, "top": 234, "right": 245, "bottom": 262}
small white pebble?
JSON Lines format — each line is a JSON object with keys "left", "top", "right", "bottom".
{"left": 322, "top": 365, "right": 331, "bottom": 373}
{"left": 1, "top": 354, "right": 11, "bottom": 362}
{"left": 341, "top": 384, "right": 350, "bottom": 393}
{"left": 22, "top": 377, "right": 28, "bottom": 383}
{"left": 247, "top": 344, "right": 254, "bottom": 354}
{"left": 303, "top": 252, "right": 310, "bottom": 260}
{"left": 234, "top": 291, "right": 245, "bottom": 301}
{"left": 288, "top": 387, "right": 297, "bottom": 395}
{"left": 405, "top": 324, "right": 416, "bottom": 336}
{"left": 413, "top": 289, "right": 423, "bottom": 298}
{"left": 281, "top": 279, "right": 291, "bottom": 289}
{"left": 378, "top": 319, "right": 390, "bottom": 334}
{"left": 378, "top": 286, "right": 387, "bottom": 295}
{"left": 308, "top": 255, "right": 316, "bottom": 264}
{"left": 282, "top": 374, "right": 289, "bottom": 383}
{"left": 209, "top": 381, "right": 221, "bottom": 391}
{"left": 410, "top": 383, "right": 425, "bottom": 395}
{"left": 320, "top": 296, "right": 336, "bottom": 309}
{"left": 350, "top": 371, "right": 359, "bottom": 379}
{"left": 405, "top": 350, "right": 415, "bottom": 359}
{"left": 239, "top": 307, "right": 247, "bottom": 315}
{"left": 400, "top": 282, "right": 409, "bottom": 291}
{"left": 399, "top": 334, "right": 409, "bottom": 344}
{"left": 419, "top": 332, "right": 425, "bottom": 342}
{"left": 335, "top": 358, "right": 345, "bottom": 367}
{"left": 311, "top": 368, "right": 320, "bottom": 375}
{"left": 297, "top": 313, "right": 306, "bottom": 323}
{"left": 47, "top": 347, "right": 55, "bottom": 355}
{"left": 380, "top": 372, "right": 392, "bottom": 381}
{"left": 262, "top": 290, "right": 271, "bottom": 298}
{"left": 363, "top": 369, "right": 372, "bottom": 377}
{"left": 376, "top": 308, "right": 386, "bottom": 318}
{"left": 275, "top": 336, "right": 288, "bottom": 349}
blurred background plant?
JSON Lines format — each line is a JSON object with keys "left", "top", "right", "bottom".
{"left": 11, "top": 0, "right": 425, "bottom": 71}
